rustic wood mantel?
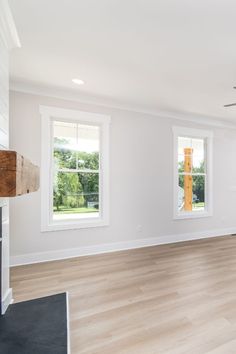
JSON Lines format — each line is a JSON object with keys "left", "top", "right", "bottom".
{"left": 0, "top": 150, "right": 40, "bottom": 197}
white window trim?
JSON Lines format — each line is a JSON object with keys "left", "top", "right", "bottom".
{"left": 172, "top": 126, "right": 213, "bottom": 220}
{"left": 40, "top": 105, "right": 110, "bottom": 232}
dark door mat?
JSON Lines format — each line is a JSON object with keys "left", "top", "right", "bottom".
{"left": 0, "top": 292, "right": 69, "bottom": 354}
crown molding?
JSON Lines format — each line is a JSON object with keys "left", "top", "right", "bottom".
{"left": 0, "top": 0, "right": 20, "bottom": 49}
{"left": 10, "top": 79, "right": 236, "bottom": 130}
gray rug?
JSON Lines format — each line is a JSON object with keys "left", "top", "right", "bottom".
{"left": 0, "top": 293, "right": 68, "bottom": 354}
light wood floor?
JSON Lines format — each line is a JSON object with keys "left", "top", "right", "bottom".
{"left": 10, "top": 235, "right": 236, "bottom": 354}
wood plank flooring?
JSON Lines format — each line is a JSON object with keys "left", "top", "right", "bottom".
{"left": 10, "top": 235, "right": 236, "bottom": 354}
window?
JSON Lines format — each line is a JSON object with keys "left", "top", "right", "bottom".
{"left": 40, "top": 106, "right": 110, "bottom": 231}
{"left": 173, "top": 127, "right": 213, "bottom": 219}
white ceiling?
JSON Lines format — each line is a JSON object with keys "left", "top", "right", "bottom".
{"left": 8, "top": 0, "right": 236, "bottom": 122}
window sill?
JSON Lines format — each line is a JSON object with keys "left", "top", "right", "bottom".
{"left": 174, "top": 211, "right": 212, "bottom": 220}
{"left": 41, "top": 216, "right": 109, "bottom": 232}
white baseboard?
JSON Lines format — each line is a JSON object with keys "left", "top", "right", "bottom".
{"left": 10, "top": 227, "right": 236, "bottom": 267}
{"left": 1, "top": 288, "right": 12, "bottom": 314}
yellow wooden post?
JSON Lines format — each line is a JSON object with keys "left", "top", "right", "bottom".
{"left": 184, "top": 148, "right": 193, "bottom": 211}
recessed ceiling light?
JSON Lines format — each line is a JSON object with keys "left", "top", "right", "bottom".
{"left": 72, "top": 78, "right": 84, "bottom": 85}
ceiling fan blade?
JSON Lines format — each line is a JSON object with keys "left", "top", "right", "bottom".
{"left": 224, "top": 103, "right": 236, "bottom": 107}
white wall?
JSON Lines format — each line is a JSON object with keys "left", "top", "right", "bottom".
{"left": 9, "top": 90, "right": 236, "bottom": 265}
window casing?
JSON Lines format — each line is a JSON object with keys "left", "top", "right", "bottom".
{"left": 40, "top": 106, "right": 110, "bottom": 231}
{"left": 173, "top": 126, "right": 213, "bottom": 219}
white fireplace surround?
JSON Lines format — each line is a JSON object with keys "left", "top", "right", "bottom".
{"left": 0, "top": 0, "right": 20, "bottom": 314}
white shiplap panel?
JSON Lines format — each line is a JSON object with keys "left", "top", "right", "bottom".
{"left": 0, "top": 199, "right": 7, "bottom": 208}
{"left": 2, "top": 219, "right": 9, "bottom": 239}
{"left": 0, "top": 34, "right": 8, "bottom": 124}
{"left": 0, "top": 128, "right": 8, "bottom": 148}
{"left": 2, "top": 204, "right": 9, "bottom": 222}
{"left": 0, "top": 35, "right": 9, "bottom": 149}
{"left": 0, "top": 37, "right": 8, "bottom": 64}
{"left": 0, "top": 81, "right": 8, "bottom": 117}
{"left": 0, "top": 113, "right": 8, "bottom": 133}
{"left": 0, "top": 0, "right": 19, "bottom": 315}
{"left": 0, "top": 14, "right": 10, "bottom": 313}
{"left": 0, "top": 99, "right": 8, "bottom": 120}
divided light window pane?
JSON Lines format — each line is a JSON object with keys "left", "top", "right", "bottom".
{"left": 53, "top": 120, "right": 100, "bottom": 221}
{"left": 177, "top": 136, "right": 206, "bottom": 213}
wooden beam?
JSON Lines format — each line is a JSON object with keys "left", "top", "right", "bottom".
{"left": 184, "top": 148, "right": 193, "bottom": 211}
{"left": 0, "top": 151, "right": 39, "bottom": 197}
